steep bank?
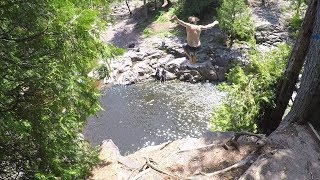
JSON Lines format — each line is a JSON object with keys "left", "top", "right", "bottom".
{"left": 89, "top": 124, "right": 320, "bottom": 179}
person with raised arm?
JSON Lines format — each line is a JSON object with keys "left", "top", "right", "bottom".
{"left": 171, "top": 15, "right": 219, "bottom": 64}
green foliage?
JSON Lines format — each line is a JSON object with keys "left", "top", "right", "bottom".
{"left": 210, "top": 43, "right": 290, "bottom": 132}
{"left": 105, "top": 44, "right": 126, "bottom": 58}
{"left": 0, "top": 0, "right": 114, "bottom": 179}
{"left": 290, "top": 12, "right": 302, "bottom": 37}
{"left": 142, "top": 27, "right": 177, "bottom": 38}
{"left": 95, "top": 64, "right": 109, "bottom": 80}
{"left": 217, "top": 0, "right": 255, "bottom": 41}
{"left": 173, "top": 0, "right": 215, "bottom": 20}
{"left": 154, "top": 11, "right": 172, "bottom": 23}
{"left": 289, "top": 0, "right": 305, "bottom": 38}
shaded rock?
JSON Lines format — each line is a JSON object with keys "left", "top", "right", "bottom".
{"left": 144, "top": 51, "right": 163, "bottom": 60}
{"left": 132, "top": 60, "right": 153, "bottom": 76}
{"left": 181, "top": 59, "right": 213, "bottom": 70}
{"left": 166, "top": 46, "right": 185, "bottom": 57}
{"left": 123, "top": 50, "right": 146, "bottom": 62}
{"left": 215, "top": 66, "right": 228, "bottom": 81}
{"left": 165, "top": 57, "right": 188, "bottom": 73}
{"left": 128, "top": 42, "right": 135, "bottom": 48}
{"left": 90, "top": 131, "right": 260, "bottom": 179}
{"left": 199, "top": 68, "right": 218, "bottom": 81}
{"left": 255, "top": 23, "right": 273, "bottom": 31}
{"left": 177, "top": 70, "right": 202, "bottom": 83}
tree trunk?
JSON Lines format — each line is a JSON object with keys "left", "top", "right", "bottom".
{"left": 144, "top": 0, "right": 148, "bottom": 18}
{"left": 241, "top": 5, "right": 320, "bottom": 177}
{"left": 258, "top": 0, "right": 318, "bottom": 134}
{"left": 281, "top": 0, "right": 320, "bottom": 127}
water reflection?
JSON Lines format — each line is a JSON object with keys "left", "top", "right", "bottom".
{"left": 83, "top": 80, "right": 225, "bottom": 154}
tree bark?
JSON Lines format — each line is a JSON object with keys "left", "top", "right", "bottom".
{"left": 259, "top": 0, "right": 318, "bottom": 134}
{"left": 281, "top": 0, "right": 320, "bottom": 127}
{"left": 143, "top": 0, "right": 148, "bottom": 18}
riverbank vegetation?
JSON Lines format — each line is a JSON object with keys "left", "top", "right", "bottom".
{"left": 217, "top": 0, "right": 255, "bottom": 42}
{"left": 210, "top": 0, "right": 308, "bottom": 133}
{"left": 211, "top": 43, "right": 290, "bottom": 132}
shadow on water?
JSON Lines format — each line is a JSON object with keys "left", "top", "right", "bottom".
{"left": 83, "top": 81, "right": 225, "bottom": 155}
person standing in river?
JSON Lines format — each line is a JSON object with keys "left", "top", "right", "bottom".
{"left": 171, "top": 15, "right": 219, "bottom": 64}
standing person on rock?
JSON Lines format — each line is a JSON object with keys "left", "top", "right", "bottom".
{"left": 171, "top": 15, "right": 219, "bottom": 64}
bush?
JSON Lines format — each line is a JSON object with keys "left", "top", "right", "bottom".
{"left": 173, "top": 0, "right": 216, "bottom": 20}
{"left": 289, "top": 0, "right": 305, "bottom": 38}
{"left": 210, "top": 43, "right": 290, "bottom": 132}
{"left": 217, "top": 0, "right": 255, "bottom": 41}
{"left": 290, "top": 12, "right": 302, "bottom": 38}
{"left": 95, "top": 64, "right": 109, "bottom": 80}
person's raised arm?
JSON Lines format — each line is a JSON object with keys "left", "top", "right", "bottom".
{"left": 171, "top": 15, "right": 190, "bottom": 28}
{"left": 200, "top": 20, "right": 219, "bottom": 30}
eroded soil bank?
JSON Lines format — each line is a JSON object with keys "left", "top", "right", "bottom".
{"left": 89, "top": 124, "right": 320, "bottom": 179}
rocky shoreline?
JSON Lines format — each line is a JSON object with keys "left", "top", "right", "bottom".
{"left": 102, "top": 32, "right": 242, "bottom": 85}
{"left": 93, "top": 0, "right": 293, "bottom": 86}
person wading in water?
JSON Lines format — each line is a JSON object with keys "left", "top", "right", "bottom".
{"left": 171, "top": 15, "right": 219, "bottom": 64}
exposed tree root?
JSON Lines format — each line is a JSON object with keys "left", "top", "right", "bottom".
{"left": 129, "top": 157, "right": 182, "bottom": 180}
{"left": 128, "top": 131, "right": 269, "bottom": 179}
{"left": 143, "top": 157, "right": 181, "bottom": 179}
{"left": 187, "top": 150, "right": 260, "bottom": 179}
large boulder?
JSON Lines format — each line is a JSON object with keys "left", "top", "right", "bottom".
{"left": 165, "top": 45, "right": 185, "bottom": 57}
{"left": 98, "top": 139, "right": 120, "bottom": 163}
{"left": 117, "top": 70, "right": 139, "bottom": 85}
{"left": 132, "top": 60, "right": 153, "bottom": 76}
{"left": 165, "top": 57, "right": 188, "bottom": 73}
{"left": 114, "top": 57, "right": 132, "bottom": 73}
{"left": 123, "top": 50, "right": 147, "bottom": 62}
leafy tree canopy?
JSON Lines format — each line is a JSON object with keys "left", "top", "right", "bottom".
{"left": 211, "top": 44, "right": 290, "bottom": 132}
{"left": 0, "top": 0, "right": 114, "bottom": 179}
{"left": 217, "top": 0, "right": 254, "bottom": 41}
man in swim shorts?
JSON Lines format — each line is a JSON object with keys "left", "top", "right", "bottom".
{"left": 171, "top": 15, "right": 219, "bottom": 64}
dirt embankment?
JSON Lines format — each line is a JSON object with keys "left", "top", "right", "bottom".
{"left": 89, "top": 124, "right": 320, "bottom": 179}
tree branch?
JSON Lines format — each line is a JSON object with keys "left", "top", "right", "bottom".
{"left": 0, "top": 30, "right": 46, "bottom": 42}
{"left": 188, "top": 150, "right": 260, "bottom": 179}
{"left": 0, "top": 0, "right": 26, "bottom": 9}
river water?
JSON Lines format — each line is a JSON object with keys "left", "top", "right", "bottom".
{"left": 83, "top": 80, "right": 225, "bottom": 154}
